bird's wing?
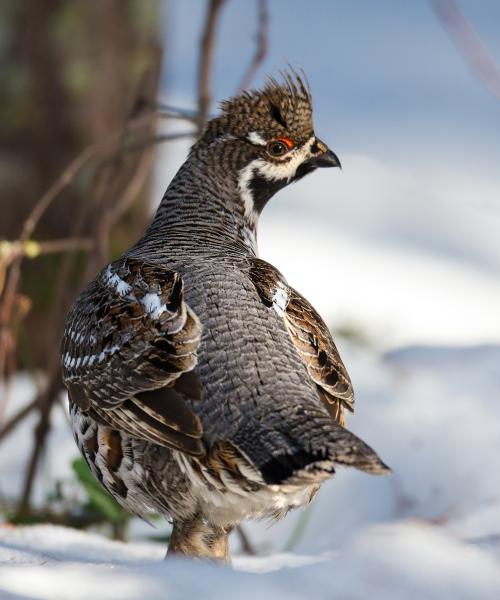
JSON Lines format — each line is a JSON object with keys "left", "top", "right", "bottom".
{"left": 249, "top": 258, "right": 354, "bottom": 424}
{"left": 61, "top": 257, "right": 205, "bottom": 457}
{"left": 283, "top": 287, "right": 354, "bottom": 422}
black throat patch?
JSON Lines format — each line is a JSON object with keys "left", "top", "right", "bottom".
{"left": 248, "top": 170, "right": 288, "bottom": 214}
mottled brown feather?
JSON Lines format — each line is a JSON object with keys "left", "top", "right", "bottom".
{"left": 284, "top": 288, "right": 355, "bottom": 416}
{"left": 61, "top": 257, "right": 205, "bottom": 458}
{"left": 248, "top": 257, "right": 354, "bottom": 423}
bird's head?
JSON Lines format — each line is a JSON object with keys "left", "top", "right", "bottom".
{"left": 192, "top": 71, "right": 340, "bottom": 222}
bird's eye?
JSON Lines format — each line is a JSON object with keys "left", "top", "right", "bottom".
{"left": 266, "top": 138, "right": 293, "bottom": 158}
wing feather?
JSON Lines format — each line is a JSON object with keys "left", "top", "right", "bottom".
{"left": 61, "top": 257, "right": 205, "bottom": 457}
{"left": 284, "top": 287, "right": 354, "bottom": 422}
{"left": 248, "top": 257, "right": 354, "bottom": 424}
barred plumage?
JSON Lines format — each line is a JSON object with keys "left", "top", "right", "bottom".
{"left": 61, "top": 71, "right": 389, "bottom": 562}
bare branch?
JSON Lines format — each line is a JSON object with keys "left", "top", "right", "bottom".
{"left": 236, "top": 524, "right": 257, "bottom": 555}
{"left": 0, "top": 146, "right": 95, "bottom": 383}
{"left": 197, "top": 0, "right": 227, "bottom": 131}
{"left": 0, "top": 238, "right": 93, "bottom": 266}
{"left": 0, "top": 399, "right": 38, "bottom": 443}
{"left": 108, "top": 148, "right": 156, "bottom": 227}
{"left": 430, "top": 0, "right": 500, "bottom": 101}
{"left": 236, "top": 0, "right": 269, "bottom": 93}
{"left": 123, "top": 131, "right": 196, "bottom": 154}
{"left": 16, "top": 366, "right": 62, "bottom": 516}
{"left": 154, "top": 103, "right": 201, "bottom": 124}
{"left": 19, "top": 149, "right": 97, "bottom": 247}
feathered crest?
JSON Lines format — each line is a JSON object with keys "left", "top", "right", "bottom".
{"left": 211, "top": 67, "right": 314, "bottom": 144}
{"left": 261, "top": 67, "right": 312, "bottom": 111}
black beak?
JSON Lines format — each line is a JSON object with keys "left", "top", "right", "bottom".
{"left": 307, "top": 139, "right": 341, "bottom": 169}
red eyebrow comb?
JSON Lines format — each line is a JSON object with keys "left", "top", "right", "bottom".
{"left": 276, "top": 136, "right": 294, "bottom": 149}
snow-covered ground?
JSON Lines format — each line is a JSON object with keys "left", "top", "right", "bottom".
{"left": 2, "top": 519, "right": 500, "bottom": 600}
{"left": 1, "top": 342, "right": 500, "bottom": 599}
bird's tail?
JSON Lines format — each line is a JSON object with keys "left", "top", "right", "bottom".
{"left": 250, "top": 405, "right": 390, "bottom": 485}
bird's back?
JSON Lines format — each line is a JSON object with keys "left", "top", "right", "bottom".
{"left": 127, "top": 250, "right": 326, "bottom": 480}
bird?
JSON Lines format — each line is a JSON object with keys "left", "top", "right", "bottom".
{"left": 61, "top": 71, "right": 389, "bottom": 563}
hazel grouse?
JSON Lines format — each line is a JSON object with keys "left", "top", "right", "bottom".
{"left": 61, "top": 72, "right": 389, "bottom": 562}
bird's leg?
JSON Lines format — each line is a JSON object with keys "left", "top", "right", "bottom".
{"left": 167, "top": 515, "right": 233, "bottom": 563}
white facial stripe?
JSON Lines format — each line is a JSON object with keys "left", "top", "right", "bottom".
{"left": 247, "top": 131, "right": 266, "bottom": 145}
{"left": 251, "top": 135, "right": 316, "bottom": 184}
{"left": 271, "top": 135, "right": 315, "bottom": 182}
{"left": 238, "top": 162, "right": 259, "bottom": 228}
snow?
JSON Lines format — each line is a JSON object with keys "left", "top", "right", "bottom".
{"left": 2, "top": 343, "right": 500, "bottom": 599}
{"left": 260, "top": 215, "right": 500, "bottom": 349}
{"left": 1, "top": 521, "right": 500, "bottom": 599}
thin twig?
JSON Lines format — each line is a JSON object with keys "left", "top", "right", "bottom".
{"left": 108, "top": 148, "right": 156, "bottom": 227}
{"left": 0, "top": 238, "right": 93, "bottom": 266}
{"left": 236, "top": 0, "right": 269, "bottom": 93}
{"left": 155, "top": 103, "right": 202, "bottom": 124}
{"left": 197, "top": 0, "right": 227, "bottom": 131}
{"left": 430, "top": 0, "right": 500, "bottom": 101}
{"left": 123, "top": 131, "right": 196, "bottom": 154}
{"left": 16, "top": 365, "right": 62, "bottom": 516}
{"left": 0, "top": 398, "right": 38, "bottom": 443}
{"left": 20, "top": 151, "right": 97, "bottom": 247}
{"left": 236, "top": 525, "right": 257, "bottom": 555}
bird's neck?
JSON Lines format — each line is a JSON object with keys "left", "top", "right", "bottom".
{"left": 147, "top": 154, "right": 260, "bottom": 257}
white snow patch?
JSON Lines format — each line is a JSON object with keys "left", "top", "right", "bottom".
{"left": 1, "top": 522, "right": 500, "bottom": 599}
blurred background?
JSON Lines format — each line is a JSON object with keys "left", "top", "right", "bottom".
{"left": 0, "top": 0, "right": 499, "bottom": 574}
